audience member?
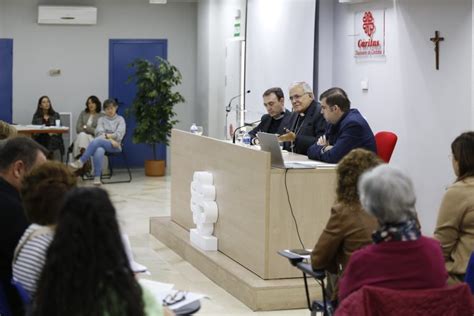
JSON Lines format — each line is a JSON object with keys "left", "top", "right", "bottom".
{"left": 311, "top": 149, "right": 381, "bottom": 301}
{"left": 33, "top": 187, "right": 167, "bottom": 316}
{"left": 248, "top": 87, "right": 292, "bottom": 145}
{"left": 0, "top": 120, "right": 17, "bottom": 149}
{"left": 0, "top": 137, "right": 47, "bottom": 315}
{"left": 73, "top": 95, "right": 103, "bottom": 159}
{"left": 31, "top": 96, "right": 64, "bottom": 160}
{"left": 12, "top": 161, "right": 77, "bottom": 297}
{"left": 278, "top": 82, "right": 326, "bottom": 154}
{"left": 338, "top": 165, "right": 448, "bottom": 302}
{"left": 307, "top": 87, "right": 376, "bottom": 163}
{"left": 69, "top": 98, "right": 125, "bottom": 185}
{"left": 434, "top": 131, "right": 474, "bottom": 284}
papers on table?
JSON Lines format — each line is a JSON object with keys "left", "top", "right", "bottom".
{"left": 285, "top": 160, "right": 337, "bottom": 169}
{"left": 13, "top": 124, "right": 69, "bottom": 131}
{"left": 139, "top": 278, "right": 206, "bottom": 311}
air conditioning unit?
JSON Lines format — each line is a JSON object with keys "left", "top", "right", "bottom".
{"left": 38, "top": 6, "right": 97, "bottom": 25}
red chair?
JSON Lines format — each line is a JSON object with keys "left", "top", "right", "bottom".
{"left": 374, "top": 131, "right": 398, "bottom": 163}
{"left": 336, "top": 284, "right": 474, "bottom": 316}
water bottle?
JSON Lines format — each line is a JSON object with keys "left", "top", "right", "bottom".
{"left": 190, "top": 123, "right": 198, "bottom": 134}
{"left": 242, "top": 132, "right": 251, "bottom": 146}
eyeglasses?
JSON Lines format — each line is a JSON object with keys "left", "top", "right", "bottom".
{"left": 289, "top": 93, "right": 308, "bottom": 101}
{"left": 163, "top": 290, "right": 187, "bottom": 306}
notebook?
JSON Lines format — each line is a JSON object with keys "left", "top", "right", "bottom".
{"left": 257, "top": 132, "right": 316, "bottom": 169}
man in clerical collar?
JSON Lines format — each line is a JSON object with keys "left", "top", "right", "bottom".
{"left": 248, "top": 87, "right": 292, "bottom": 145}
{"left": 307, "top": 87, "right": 376, "bottom": 163}
{"left": 278, "top": 82, "right": 326, "bottom": 154}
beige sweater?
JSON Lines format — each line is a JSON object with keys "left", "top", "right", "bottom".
{"left": 434, "top": 177, "right": 474, "bottom": 279}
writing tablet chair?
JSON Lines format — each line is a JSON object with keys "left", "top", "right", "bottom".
{"left": 464, "top": 251, "right": 474, "bottom": 293}
{"left": 374, "top": 131, "right": 398, "bottom": 163}
{"left": 278, "top": 250, "right": 333, "bottom": 316}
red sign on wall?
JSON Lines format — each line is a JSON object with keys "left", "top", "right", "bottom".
{"left": 354, "top": 10, "right": 385, "bottom": 57}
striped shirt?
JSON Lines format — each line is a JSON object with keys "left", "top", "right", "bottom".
{"left": 12, "top": 224, "right": 54, "bottom": 296}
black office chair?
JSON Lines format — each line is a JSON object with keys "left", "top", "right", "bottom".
{"left": 278, "top": 250, "right": 333, "bottom": 316}
{"left": 100, "top": 147, "right": 132, "bottom": 184}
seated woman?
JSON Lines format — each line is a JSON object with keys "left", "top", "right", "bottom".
{"left": 311, "top": 149, "right": 381, "bottom": 301}
{"left": 31, "top": 96, "right": 64, "bottom": 160}
{"left": 73, "top": 95, "right": 103, "bottom": 159}
{"left": 434, "top": 131, "right": 474, "bottom": 284}
{"left": 69, "top": 99, "right": 125, "bottom": 185}
{"left": 32, "top": 187, "right": 168, "bottom": 316}
{"left": 338, "top": 165, "right": 448, "bottom": 302}
{"left": 12, "top": 161, "right": 77, "bottom": 297}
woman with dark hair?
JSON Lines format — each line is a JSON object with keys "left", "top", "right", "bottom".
{"left": 73, "top": 95, "right": 103, "bottom": 158}
{"left": 310, "top": 148, "right": 381, "bottom": 301}
{"left": 435, "top": 131, "right": 474, "bottom": 284}
{"left": 12, "top": 161, "right": 77, "bottom": 297}
{"left": 32, "top": 187, "right": 165, "bottom": 316}
{"left": 31, "top": 96, "right": 64, "bottom": 159}
{"left": 69, "top": 99, "right": 125, "bottom": 185}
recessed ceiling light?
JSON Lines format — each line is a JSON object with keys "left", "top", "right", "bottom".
{"left": 150, "top": 0, "right": 167, "bottom": 4}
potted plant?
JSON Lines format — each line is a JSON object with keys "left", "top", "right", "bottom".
{"left": 128, "top": 56, "right": 185, "bottom": 176}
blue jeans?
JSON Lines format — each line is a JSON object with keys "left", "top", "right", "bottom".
{"left": 80, "top": 138, "right": 121, "bottom": 177}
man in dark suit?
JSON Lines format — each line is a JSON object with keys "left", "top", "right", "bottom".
{"left": 248, "top": 87, "right": 292, "bottom": 145}
{"left": 307, "top": 87, "right": 376, "bottom": 163}
{"left": 278, "top": 82, "right": 326, "bottom": 154}
{"left": 0, "top": 137, "right": 47, "bottom": 315}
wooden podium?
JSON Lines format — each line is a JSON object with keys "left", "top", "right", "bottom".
{"left": 169, "top": 129, "right": 336, "bottom": 279}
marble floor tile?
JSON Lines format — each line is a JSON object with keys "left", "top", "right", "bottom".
{"left": 91, "top": 170, "right": 308, "bottom": 315}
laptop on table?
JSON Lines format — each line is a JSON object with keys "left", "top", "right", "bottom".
{"left": 257, "top": 132, "right": 315, "bottom": 169}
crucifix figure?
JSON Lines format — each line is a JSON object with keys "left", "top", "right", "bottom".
{"left": 430, "top": 30, "right": 444, "bottom": 70}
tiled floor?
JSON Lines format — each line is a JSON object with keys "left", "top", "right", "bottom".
{"left": 98, "top": 170, "right": 308, "bottom": 315}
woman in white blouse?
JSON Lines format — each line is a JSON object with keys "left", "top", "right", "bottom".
{"left": 73, "top": 96, "right": 103, "bottom": 158}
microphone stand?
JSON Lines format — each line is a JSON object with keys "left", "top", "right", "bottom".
{"left": 232, "top": 119, "right": 261, "bottom": 144}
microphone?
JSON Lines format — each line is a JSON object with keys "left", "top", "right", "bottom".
{"left": 226, "top": 90, "right": 251, "bottom": 112}
{"left": 232, "top": 119, "right": 261, "bottom": 144}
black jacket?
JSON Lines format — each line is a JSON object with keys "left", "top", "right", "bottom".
{"left": 248, "top": 109, "right": 292, "bottom": 142}
{"left": 0, "top": 177, "right": 28, "bottom": 315}
{"left": 283, "top": 100, "right": 326, "bottom": 154}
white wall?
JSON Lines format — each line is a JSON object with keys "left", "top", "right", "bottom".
{"left": 3, "top": 0, "right": 197, "bottom": 138}
{"left": 318, "top": 0, "right": 334, "bottom": 95}
{"left": 0, "top": 1, "right": 4, "bottom": 36}
{"left": 196, "top": 0, "right": 246, "bottom": 138}
{"left": 327, "top": 0, "right": 472, "bottom": 234}
{"left": 245, "top": 0, "right": 316, "bottom": 122}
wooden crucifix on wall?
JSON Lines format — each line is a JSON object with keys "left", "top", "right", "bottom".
{"left": 430, "top": 30, "right": 444, "bottom": 70}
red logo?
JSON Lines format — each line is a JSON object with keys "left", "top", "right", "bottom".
{"left": 362, "top": 11, "right": 376, "bottom": 38}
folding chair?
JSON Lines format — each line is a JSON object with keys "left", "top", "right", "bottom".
{"left": 278, "top": 250, "right": 333, "bottom": 316}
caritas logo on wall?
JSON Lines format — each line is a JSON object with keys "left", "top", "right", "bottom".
{"left": 354, "top": 10, "right": 385, "bottom": 57}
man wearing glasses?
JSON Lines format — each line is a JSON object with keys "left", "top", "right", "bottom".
{"left": 278, "top": 82, "right": 326, "bottom": 154}
{"left": 248, "top": 87, "right": 292, "bottom": 145}
{"left": 307, "top": 87, "right": 376, "bottom": 163}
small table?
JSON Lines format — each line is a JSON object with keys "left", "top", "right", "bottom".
{"left": 13, "top": 125, "right": 69, "bottom": 136}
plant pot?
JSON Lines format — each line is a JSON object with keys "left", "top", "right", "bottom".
{"left": 145, "top": 160, "right": 165, "bottom": 177}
